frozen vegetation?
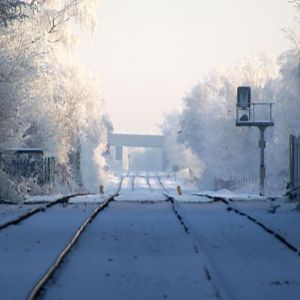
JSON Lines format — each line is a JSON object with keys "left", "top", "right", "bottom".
{"left": 0, "top": 2, "right": 300, "bottom": 300}
{"left": 0, "top": 1, "right": 111, "bottom": 200}
{"left": 2, "top": 1, "right": 300, "bottom": 200}
{"left": 162, "top": 48, "right": 300, "bottom": 194}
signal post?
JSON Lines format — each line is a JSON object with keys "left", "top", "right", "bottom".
{"left": 236, "top": 87, "right": 274, "bottom": 196}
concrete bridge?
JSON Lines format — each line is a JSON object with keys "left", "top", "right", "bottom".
{"left": 108, "top": 133, "right": 165, "bottom": 167}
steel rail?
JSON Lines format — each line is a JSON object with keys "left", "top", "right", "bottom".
{"left": 117, "top": 176, "right": 124, "bottom": 193}
{"left": 183, "top": 193, "right": 300, "bottom": 256}
{"left": 156, "top": 176, "right": 169, "bottom": 194}
{"left": 131, "top": 175, "right": 136, "bottom": 191}
{"left": 0, "top": 193, "right": 88, "bottom": 231}
{"left": 27, "top": 193, "right": 117, "bottom": 300}
{"left": 216, "top": 197, "right": 300, "bottom": 256}
{"left": 167, "top": 196, "right": 233, "bottom": 300}
{"left": 145, "top": 175, "right": 153, "bottom": 192}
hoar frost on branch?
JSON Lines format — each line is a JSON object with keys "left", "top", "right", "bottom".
{"left": 289, "top": 0, "right": 300, "bottom": 9}
{"left": 0, "top": 0, "right": 38, "bottom": 26}
{"left": 0, "top": 0, "right": 112, "bottom": 199}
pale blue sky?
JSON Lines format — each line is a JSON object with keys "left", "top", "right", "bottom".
{"left": 77, "top": 0, "right": 296, "bottom": 134}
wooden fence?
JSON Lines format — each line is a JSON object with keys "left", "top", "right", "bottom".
{"left": 0, "top": 150, "right": 55, "bottom": 185}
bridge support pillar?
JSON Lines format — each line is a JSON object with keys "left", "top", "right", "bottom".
{"left": 115, "top": 146, "right": 123, "bottom": 162}
{"left": 162, "top": 150, "right": 168, "bottom": 171}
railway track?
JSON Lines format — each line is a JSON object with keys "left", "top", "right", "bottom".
{"left": 0, "top": 193, "right": 88, "bottom": 231}
{"left": 131, "top": 174, "right": 135, "bottom": 191}
{"left": 26, "top": 176, "right": 212, "bottom": 299}
{"left": 0, "top": 175, "right": 125, "bottom": 233}
{"left": 188, "top": 193, "right": 300, "bottom": 257}
{"left": 36, "top": 200, "right": 222, "bottom": 300}
{"left": 120, "top": 173, "right": 154, "bottom": 193}
{"left": 2, "top": 175, "right": 299, "bottom": 299}
{"left": 217, "top": 197, "right": 300, "bottom": 256}
{"left": 145, "top": 173, "right": 153, "bottom": 192}
{"left": 156, "top": 175, "right": 169, "bottom": 194}
{"left": 167, "top": 196, "right": 233, "bottom": 300}
{"left": 27, "top": 193, "right": 117, "bottom": 300}
{"left": 167, "top": 194, "right": 300, "bottom": 300}
{"left": 0, "top": 177, "right": 125, "bottom": 300}
{"left": 151, "top": 176, "right": 300, "bottom": 258}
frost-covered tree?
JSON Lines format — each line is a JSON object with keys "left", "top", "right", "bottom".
{"left": 161, "top": 112, "right": 205, "bottom": 183}
{"left": 289, "top": 0, "right": 300, "bottom": 9}
{"left": 0, "top": 0, "right": 34, "bottom": 26}
{"left": 0, "top": 17, "right": 45, "bottom": 148}
{"left": 0, "top": 0, "right": 111, "bottom": 199}
{"left": 162, "top": 55, "right": 285, "bottom": 192}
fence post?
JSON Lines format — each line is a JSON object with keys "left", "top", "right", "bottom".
{"left": 288, "top": 135, "right": 300, "bottom": 205}
{"left": 289, "top": 135, "right": 295, "bottom": 189}
{"left": 297, "top": 137, "right": 300, "bottom": 190}
{"left": 296, "top": 136, "right": 299, "bottom": 190}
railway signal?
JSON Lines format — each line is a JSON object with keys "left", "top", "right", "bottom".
{"left": 236, "top": 86, "right": 274, "bottom": 196}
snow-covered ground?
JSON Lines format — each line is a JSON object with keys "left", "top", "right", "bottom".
{"left": 178, "top": 201, "right": 300, "bottom": 300}
{"left": 0, "top": 204, "right": 97, "bottom": 299}
{"left": 116, "top": 172, "right": 166, "bottom": 202}
{"left": 0, "top": 204, "right": 39, "bottom": 225}
{"left": 0, "top": 173, "right": 299, "bottom": 299}
{"left": 230, "top": 199, "right": 300, "bottom": 249}
{"left": 43, "top": 202, "right": 218, "bottom": 300}
{"left": 69, "top": 194, "right": 107, "bottom": 204}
